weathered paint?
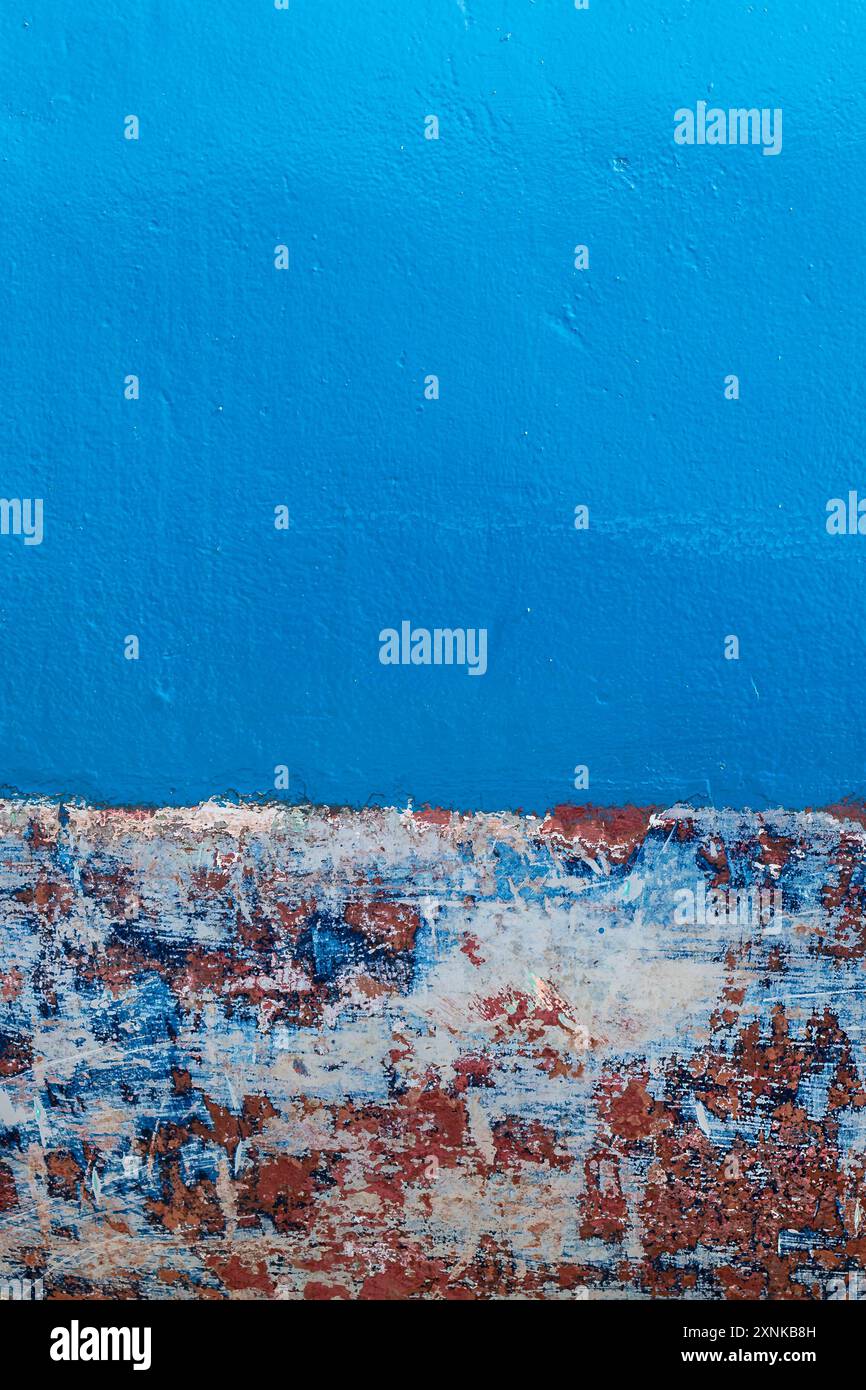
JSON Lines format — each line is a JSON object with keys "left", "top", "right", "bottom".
{"left": 0, "top": 799, "right": 864, "bottom": 1300}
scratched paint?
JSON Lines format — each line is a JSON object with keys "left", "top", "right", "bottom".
{"left": 0, "top": 798, "right": 864, "bottom": 1300}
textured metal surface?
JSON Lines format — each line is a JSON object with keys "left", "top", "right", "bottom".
{"left": 0, "top": 799, "right": 863, "bottom": 1300}
{"left": 0, "top": 1, "right": 864, "bottom": 809}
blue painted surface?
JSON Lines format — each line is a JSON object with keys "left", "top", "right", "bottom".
{"left": 0, "top": 0, "right": 863, "bottom": 810}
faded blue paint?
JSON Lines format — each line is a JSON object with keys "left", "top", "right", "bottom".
{"left": 0, "top": 1, "right": 862, "bottom": 809}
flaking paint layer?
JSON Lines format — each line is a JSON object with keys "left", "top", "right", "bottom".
{"left": 0, "top": 800, "right": 864, "bottom": 1300}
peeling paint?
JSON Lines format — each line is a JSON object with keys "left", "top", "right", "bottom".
{"left": 0, "top": 800, "right": 863, "bottom": 1299}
